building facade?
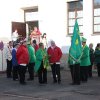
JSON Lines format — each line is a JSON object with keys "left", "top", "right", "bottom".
{"left": 0, "top": 0, "right": 100, "bottom": 71}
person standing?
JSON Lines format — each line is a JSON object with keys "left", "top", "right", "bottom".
{"left": 35, "top": 43, "right": 49, "bottom": 84}
{"left": 27, "top": 40, "right": 36, "bottom": 81}
{"left": 41, "top": 33, "right": 48, "bottom": 49}
{"left": 16, "top": 39, "right": 29, "bottom": 85}
{"left": 5, "top": 41, "right": 13, "bottom": 78}
{"left": 80, "top": 37, "right": 91, "bottom": 83}
{"left": 47, "top": 40, "right": 62, "bottom": 84}
{"left": 32, "top": 39, "right": 39, "bottom": 77}
{"left": 94, "top": 43, "right": 100, "bottom": 77}
{"left": 68, "top": 47, "right": 81, "bottom": 85}
{"left": 12, "top": 29, "right": 18, "bottom": 41}
{"left": 30, "top": 26, "right": 41, "bottom": 44}
{"left": 32, "top": 40, "right": 39, "bottom": 52}
{"left": 12, "top": 42, "right": 20, "bottom": 81}
{"left": 88, "top": 43, "right": 94, "bottom": 78}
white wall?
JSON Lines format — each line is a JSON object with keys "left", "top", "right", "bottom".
{"left": 0, "top": 0, "right": 39, "bottom": 71}
{"left": 83, "top": 0, "right": 93, "bottom": 44}
{"left": 0, "top": 0, "right": 100, "bottom": 71}
{"left": 0, "top": 0, "right": 24, "bottom": 42}
{"left": 0, "top": 0, "right": 100, "bottom": 49}
{"left": 38, "top": 0, "right": 69, "bottom": 53}
{"left": 83, "top": 0, "right": 100, "bottom": 49}
{"left": 0, "top": 0, "right": 25, "bottom": 71}
{"left": 20, "top": 0, "right": 38, "bottom": 7}
{"left": 0, "top": 0, "right": 39, "bottom": 41}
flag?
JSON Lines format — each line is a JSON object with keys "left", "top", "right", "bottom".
{"left": 42, "top": 49, "right": 50, "bottom": 69}
{"left": 69, "top": 19, "right": 82, "bottom": 64}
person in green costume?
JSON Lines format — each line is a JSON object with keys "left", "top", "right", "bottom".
{"left": 27, "top": 40, "right": 36, "bottom": 81}
{"left": 34, "top": 43, "right": 49, "bottom": 84}
{"left": 80, "top": 37, "right": 91, "bottom": 83}
{"left": 68, "top": 47, "right": 81, "bottom": 85}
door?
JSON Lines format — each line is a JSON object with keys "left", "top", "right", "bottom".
{"left": 12, "top": 22, "right": 26, "bottom": 38}
{"left": 27, "top": 21, "right": 38, "bottom": 35}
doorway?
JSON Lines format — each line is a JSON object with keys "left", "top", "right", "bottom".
{"left": 26, "top": 21, "right": 38, "bottom": 35}
{"left": 12, "top": 22, "right": 26, "bottom": 38}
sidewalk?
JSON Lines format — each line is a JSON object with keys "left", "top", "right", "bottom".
{"left": 0, "top": 70, "right": 100, "bottom": 100}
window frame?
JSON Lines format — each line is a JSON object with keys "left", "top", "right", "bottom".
{"left": 93, "top": 0, "right": 100, "bottom": 34}
{"left": 23, "top": 7, "right": 38, "bottom": 22}
{"left": 67, "top": 1, "right": 83, "bottom": 35}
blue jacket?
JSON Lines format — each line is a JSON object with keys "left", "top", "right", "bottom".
{"left": 12, "top": 48, "right": 18, "bottom": 66}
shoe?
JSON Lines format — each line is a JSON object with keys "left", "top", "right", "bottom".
{"left": 69, "top": 83, "right": 76, "bottom": 85}
{"left": 53, "top": 81, "right": 57, "bottom": 84}
{"left": 82, "top": 80, "right": 87, "bottom": 83}
{"left": 27, "top": 78, "right": 33, "bottom": 81}
{"left": 39, "top": 82, "right": 45, "bottom": 86}
{"left": 39, "top": 81, "right": 43, "bottom": 84}
{"left": 13, "top": 78, "right": 18, "bottom": 81}
{"left": 43, "top": 81, "right": 47, "bottom": 84}
{"left": 88, "top": 76, "right": 92, "bottom": 78}
{"left": 53, "top": 80, "right": 57, "bottom": 84}
{"left": 58, "top": 81, "right": 61, "bottom": 84}
{"left": 20, "top": 82, "right": 27, "bottom": 85}
{"left": 7, "top": 76, "right": 12, "bottom": 78}
{"left": 76, "top": 83, "right": 80, "bottom": 85}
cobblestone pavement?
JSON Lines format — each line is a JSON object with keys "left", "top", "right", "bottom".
{"left": 0, "top": 70, "right": 100, "bottom": 100}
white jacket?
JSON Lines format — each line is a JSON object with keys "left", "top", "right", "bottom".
{"left": 4, "top": 45, "right": 12, "bottom": 61}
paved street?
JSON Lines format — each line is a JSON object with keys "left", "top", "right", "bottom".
{"left": 0, "top": 70, "right": 100, "bottom": 100}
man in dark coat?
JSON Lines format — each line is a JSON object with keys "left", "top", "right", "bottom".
{"left": 94, "top": 43, "right": 100, "bottom": 77}
{"left": 88, "top": 43, "right": 94, "bottom": 78}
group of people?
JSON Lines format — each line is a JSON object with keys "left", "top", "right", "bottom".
{"left": 4, "top": 36, "right": 62, "bottom": 85}
{"left": 4, "top": 32, "right": 100, "bottom": 86}
{"left": 68, "top": 37, "right": 100, "bottom": 85}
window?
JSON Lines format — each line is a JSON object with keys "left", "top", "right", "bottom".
{"left": 25, "top": 12, "right": 39, "bottom": 21}
{"left": 94, "top": 0, "right": 100, "bottom": 33}
{"left": 67, "top": 1, "right": 83, "bottom": 35}
{"left": 23, "top": 7, "right": 39, "bottom": 34}
{"left": 24, "top": 7, "right": 38, "bottom": 22}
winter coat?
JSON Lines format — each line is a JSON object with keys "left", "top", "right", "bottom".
{"left": 27, "top": 44, "right": 36, "bottom": 63}
{"left": 94, "top": 48, "right": 100, "bottom": 64}
{"left": 89, "top": 48, "right": 94, "bottom": 64}
{"left": 80, "top": 45, "right": 91, "bottom": 67}
{"left": 16, "top": 45, "right": 29, "bottom": 65}
{"left": 12, "top": 48, "right": 18, "bottom": 66}
{"left": 34, "top": 48, "right": 49, "bottom": 72}
{"left": 47, "top": 46, "right": 62, "bottom": 63}
{"left": 4, "top": 45, "right": 12, "bottom": 61}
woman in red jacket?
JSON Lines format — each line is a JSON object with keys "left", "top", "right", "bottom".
{"left": 16, "top": 39, "right": 29, "bottom": 85}
{"left": 47, "top": 40, "right": 62, "bottom": 84}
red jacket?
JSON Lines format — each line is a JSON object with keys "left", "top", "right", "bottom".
{"left": 47, "top": 46, "right": 62, "bottom": 63}
{"left": 16, "top": 45, "right": 29, "bottom": 64}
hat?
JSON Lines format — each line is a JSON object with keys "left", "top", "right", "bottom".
{"left": 81, "top": 37, "right": 87, "bottom": 42}
{"left": 50, "top": 40, "right": 55, "bottom": 45}
{"left": 39, "top": 42, "right": 43, "bottom": 47}
{"left": 43, "top": 33, "right": 46, "bottom": 35}
{"left": 33, "top": 40, "right": 36, "bottom": 44}
{"left": 13, "top": 42, "right": 19, "bottom": 47}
